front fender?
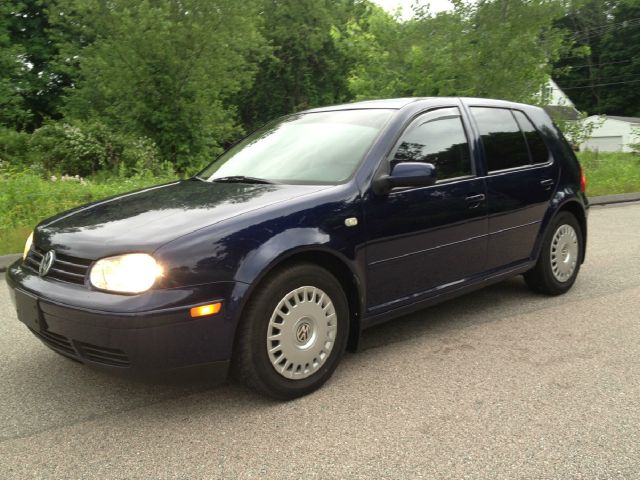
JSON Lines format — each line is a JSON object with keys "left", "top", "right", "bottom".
{"left": 232, "top": 229, "right": 366, "bottom": 354}
{"left": 153, "top": 183, "right": 364, "bottom": 289}
{"left": 234, "top": 228, "right": 335, "bottom": 284}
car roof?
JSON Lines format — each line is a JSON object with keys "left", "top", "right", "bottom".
{"left": 302, "top": 97, "right": 540, "bottom": 113}
{"left": 302, "top": 98, "right": 421, "bottom": 112}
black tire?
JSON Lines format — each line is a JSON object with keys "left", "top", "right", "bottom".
{"left": 233, "top": 262, "right": 349, "bottom": 400}
{"left": 524, "top": 211, "right": 583, "bottom": 296}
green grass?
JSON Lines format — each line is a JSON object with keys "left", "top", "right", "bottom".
{"left": 0, "top": 225, "right": 32, "bottom": 258}
{"left": 1, "top": 151, "right": 638, "bottom": 255}
{"left": 577, "top": 151, "right": 640, "bottom": 197}
{"left": 0, "top": 171, "right": 178, "bottom": 255}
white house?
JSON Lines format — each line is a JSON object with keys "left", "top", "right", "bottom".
{"left": 580, "top": 116, "right": 640, "bottom": 153}
{"left": 540, "top": 79, "right": 581, "bottom": 121}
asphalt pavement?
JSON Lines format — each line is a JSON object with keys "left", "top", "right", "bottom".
{"left": 1, "top": 202, "right": 639, "bottom": 479}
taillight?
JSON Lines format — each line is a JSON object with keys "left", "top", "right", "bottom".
{"left": 580, "top": 165, "right": 586, "bottom": 193}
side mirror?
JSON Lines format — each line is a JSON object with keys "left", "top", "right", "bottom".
{"left": 373, "top": 162, "right": 437, "bottom": 194}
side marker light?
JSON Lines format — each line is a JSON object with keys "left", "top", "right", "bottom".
{"left": 190, "top": 303, "right": 222, "bottom": 318}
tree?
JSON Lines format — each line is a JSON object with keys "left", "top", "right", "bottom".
{"left": 333, "top": 3, "right": 411, "bottom": 99}
{"left": 595, "top": 0, "right": 640, "bottom": 116}
{"left": 0, "top": 1, "right": 29, "bottom": 129}
{"left": 554, "top": 0, "right": 640, "bottom": 116}
{"left": 236, "top": 0, "right": 365, "bottom": 131}
{"left": 58, "top": 0, "right": 267, "bottom": 171}
{"left": 345, "top": 0, "right": 569, "bottom": 104}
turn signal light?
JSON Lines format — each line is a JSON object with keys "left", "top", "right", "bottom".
{"left": 580, "top": 165, "right": 587, "bottom": 193}
{"left": 190, "top": 303, "right": 222, "bottom": 318}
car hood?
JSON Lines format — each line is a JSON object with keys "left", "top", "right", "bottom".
{"left": 36, "top": 180, "right": 329, "bottom": 259}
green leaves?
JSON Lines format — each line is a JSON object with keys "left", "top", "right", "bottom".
{"left": 58, "top": 0, "right": 267, "bottom": 171}
{"left": 554, "top": 0, "right": 640, "bottom": 116}
{"left": 344, "top": 0, "right": 569, "bottom": 104}
{"left": 2, "top": 0, "right": 632, "bottom": 176}
{"left": 28, "top": 120, "right": 164, "bottom": 176}
{"left": 0, "top": 1, "right": 31, "bottom": 129}
{"left": 236, "top": 0, "right": 359, "bottom": 131}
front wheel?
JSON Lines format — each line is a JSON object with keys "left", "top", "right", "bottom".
{"left": 524, "top": 211, "right": 584, "bottom": 295}
{"left": 233, "top": 262, "right": 349, "bottom": 400}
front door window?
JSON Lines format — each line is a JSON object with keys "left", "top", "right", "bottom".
{"left": 391, "top": 107, "right": 473, "bottom": 182}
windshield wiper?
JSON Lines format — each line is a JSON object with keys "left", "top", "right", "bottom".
{"left": 212, "top": 175, "right": 275, "bottom": 185}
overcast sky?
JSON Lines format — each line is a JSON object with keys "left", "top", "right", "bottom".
{"left": 371, "top": 0, "right": 455, "bottom": 19}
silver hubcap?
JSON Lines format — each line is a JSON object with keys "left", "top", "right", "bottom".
{"left": 550, "top": 224, "right": 579, "bottom": 282}
{"left": 266, "top": 286, "right": 337, "bottom": 380}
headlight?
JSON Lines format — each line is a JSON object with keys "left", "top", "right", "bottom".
{"left": 89, "top": 253, "right": 162, "bottom": 294}
{"left": 23, "top": 232, "right": 34, "bottom": 260}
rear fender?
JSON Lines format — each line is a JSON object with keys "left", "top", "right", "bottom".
{"left": 531, "top": 193, "right": 588, "bottom": 264}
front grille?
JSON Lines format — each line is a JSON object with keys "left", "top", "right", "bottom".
{"left": 24, "top": 246, "right": 92, "bottom": 285}
{"left": 76, "top": 341, "right": 130, "bottom": 367}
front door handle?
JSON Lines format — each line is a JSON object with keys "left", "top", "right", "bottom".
{"left": 540, "top": 179, "right": 554, "bottom": 190}
{"left": 465, "top": 194, "right": 485, "bottom": 209}
{"left": 465, "top": 194, "right": 486, "bottom": 203}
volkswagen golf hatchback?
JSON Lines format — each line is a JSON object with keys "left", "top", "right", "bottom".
{"left": 7, "top": 97, "right": 588, "bottom": 399}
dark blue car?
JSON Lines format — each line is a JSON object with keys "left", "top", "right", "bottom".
{"left": 7, "top": 97, "right": 588, "bottom": 399}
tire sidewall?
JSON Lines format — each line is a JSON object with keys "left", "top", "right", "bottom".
{"left": 245, "top": 264, "right": 349, "bottom": 398}
{"left": 540, "top": 212, "right": 583, "bottom": 294}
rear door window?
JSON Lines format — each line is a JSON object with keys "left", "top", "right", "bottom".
{"left": 512, "top": 110, "right": 550, "bottom": 164}
{"left": 471, "top": 107, "right": 530, "bottom": 172}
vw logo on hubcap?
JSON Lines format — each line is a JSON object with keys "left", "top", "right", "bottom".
{"left": 296, "top": 322, "right": 311, "bottom": 344}
{"left": 39, "top": 250, "right": 56, "bottom": 277}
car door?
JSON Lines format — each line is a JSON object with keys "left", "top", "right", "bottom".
{"left": 363, "top": 106, "right": 488, "bottom": 312}
{"left": 468, "top": 106, "right": 560, "bottom": 271}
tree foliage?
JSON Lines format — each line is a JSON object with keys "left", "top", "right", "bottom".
{"left": 342, "top": 0, "right": 568, "bottom": 103}
{"left": 1, "top": 0, "right": 637, "bottom": 175}
{"left": 57, "top": 0, "right": 266, "bottom": 170}
{"left": 554, "top": 0, "right": 640, "bottom": 116}
{"left": 236, "top": 0, "right": 365, "bottom": 131}
{"left": 5, "top": 0, "right": 80, "bottom": 131}
{"left": 0, "top": 1, "right": 29, "bottom": 129}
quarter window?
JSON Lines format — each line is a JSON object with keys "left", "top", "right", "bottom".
{"left": 471, "top": 107, "right": 530, "bottom": 172}
{"left": 391, "top": 107, "right": 472, "bottom": 181}
{"left": 513, "top": 110, "right": 550, "bottom": 164}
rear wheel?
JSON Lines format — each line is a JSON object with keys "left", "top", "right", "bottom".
{"left": 233, "top": 263, "right": 349, "bottom": 399}
{"left": 524, "top": 211, "right": 583, "bottom": 295}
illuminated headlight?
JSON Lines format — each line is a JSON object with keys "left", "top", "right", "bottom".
{"left": 23, "top": 232, "right": 33, "bottom": 260}
{"left": 89, "top": 254, "right": 162, "bottom": 294}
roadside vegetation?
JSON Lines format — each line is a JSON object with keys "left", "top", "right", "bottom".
{"left": 579, "top": 151, "right": 640, "bottom": 197}
{"left": 1, "top": 0, "right": 639, "bottom": 255}
{"left": 0, "top": 168, "right": 178, "bottom": 255}
{"left": 1, "top": 151, "right": 637, "bottom": 255}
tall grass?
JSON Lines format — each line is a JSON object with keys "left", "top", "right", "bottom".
{"left": 1, "top": 152, "right": 638, "bottom": 255}
{"left": 0, "top": 170, "right": 178, "bottom": 254}
{"left": 577, "top": 151, "right": 640, "bottom": 197}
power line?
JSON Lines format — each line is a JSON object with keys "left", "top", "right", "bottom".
{"left": 565, "top": 58, "right": 636, "bottom": 69}
{"left": 559, "top": 73, "right": 640, "bottom": 85}
{"left": 570, "top": 17, "right": 640, "bottom": 40}
{"left": 562, "top": 78, "right": 640, "bottom": 90}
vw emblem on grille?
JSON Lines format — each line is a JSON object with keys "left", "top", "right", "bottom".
{"left": 39, "top": 250, "right": 56, "bottom": 277}
{"left": 296, "top": 322, "right": 311, "bottom": 343}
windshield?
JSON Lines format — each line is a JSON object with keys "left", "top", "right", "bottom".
{"left": 199, "top": 109, "right": 394, "bottom": 184}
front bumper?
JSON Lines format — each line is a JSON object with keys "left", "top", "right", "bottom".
{"left": 6, "top": 260, "right": 249, "bottom": 377}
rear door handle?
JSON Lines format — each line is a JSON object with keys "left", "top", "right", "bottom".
{"left": 540, "top": 179, "right": 554, "bottom": 190}
{"left": 465, "top": 194, "right": 485, "bottom": 208}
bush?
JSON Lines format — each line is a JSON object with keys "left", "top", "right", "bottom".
{"left": 28, "top": 120, "right": 164, "bottom": 177}
{"left": 0, "top": 127, "right": 34, "bottom": 167}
